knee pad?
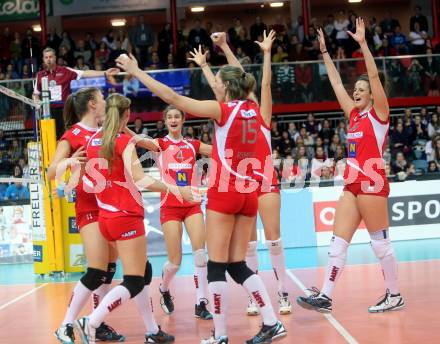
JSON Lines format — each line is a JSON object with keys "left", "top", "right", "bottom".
{"left": 266, "top": 238, "right": 283, "bottom": 255}
{"left": 80, "top": 267, "right": 107, "bottom": 291}
{"left": 207, "top": 260, "right": 228, "bottom": 283}
{"left": 246, "top": 241, "right": 258, "bottom": 257}
{"left": 193, "top": 249, "right": 207, "bottom": 267}
{"left": 121, "top": 275, "right": 144, "bottom": 298}
{"left": 328, "top": 236, "right": 349, "bottom": 260}
{"left": 227, "top": 261, "right": 254, "bottom": 285}
{"left": 370, "top": 230, "right": 394, "bottom": 259}
{"left": 144, "top": 261, "right": 153, "bottom": 285}
{"left": 105, "top": 262, "right": 117, "bottom": 285}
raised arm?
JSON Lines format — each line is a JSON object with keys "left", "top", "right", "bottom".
{"left": 255, "top": 30, "right": 276, "bottom": 127}
{"left": 317, "top": 28, "right": 354, "bottom": 117}
{"left": 82, "top": 67, "right": 119, "bottom": 79}
{"left": 117, "top": 54, "right": 221, "bottom": 122}
{"left": 347, "top": 18, "right": 389, "bottom": 121}
{"left": 123, "top": 126, "right": 160, "bottom": 152}
{"left": 187, "top": 45, "right": 222, "bottom": 101}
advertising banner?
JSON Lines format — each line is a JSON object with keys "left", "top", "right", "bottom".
{"left": 52, "top": 0, "right": 166, "bottom": 16}
{"left": 0, "top": 0, "right": 52, "bottom": 22}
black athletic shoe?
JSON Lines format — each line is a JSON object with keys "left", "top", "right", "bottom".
{"left": 159, "top": 288, "right": 175, "bottom": 314}
{"left": 296, "top": 287, "right": 332, "bottom": 313}
{"left": 246, "top": 321, "right": 287, "bottom": 344}
{"left": 95, "top": 322, "right": 125, "bottom": 342}
{"left": 54, "top": 323, "right": 75, "bottom": 343}
{"left": 195, "top": 299, "right": 213, "bottom": 320}
{"left": 144, "top": 327, "right": 175, "bottom": 343}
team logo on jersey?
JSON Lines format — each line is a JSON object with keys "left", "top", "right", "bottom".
{"left": 176, "top": 171, "right": 189, "bottom": 186}
{"left": 227, "top": 101, "right": 238, "bottom": 107}
{"left": 72, "top": 128, "right": 81, "bottom": 136}
{"left": 347, "top": 132, "right": 363, "bottom": 139}
{"left": 240, "top": 109, "right": 257, "bottom": 118}
{"left": 91, "top": 138, "right": 102, "bottom": 146}
{"left": 348, "top": 141, "right": 357, "bottom": 158}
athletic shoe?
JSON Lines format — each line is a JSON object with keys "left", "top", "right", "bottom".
{"left": 278, "top": 292, "right": 292, "bottom": 315}
{"left": 144, "top": 326, "right": 175, "bottom": 343}
{"left": 96, "top": 322, "right": 125, "bottom": 341}
{"left": 159, "top": 288, "right": 174, "bottom": 314}
{"left": 246, "top": 321, "right": 287, "bottom": 344}
{"left": 368, "top": 289, "right": 405, "bottom": 313}
{"left": 296, "top": 287, "right": 332, "bottom": 313}
{"left": 195, "top": 299, "right": 213, "bottom": 320}
{"left": 54, "top": 323, "right": 75, "bottom": 343}
{"left": 200, "top": 334, "right": 229, "bottom": 344}
{"left": 246, "top": 296, "right": 260, "bottom": 316}
{"left": 75, "top": 317, "right": 96, "bottom": 344}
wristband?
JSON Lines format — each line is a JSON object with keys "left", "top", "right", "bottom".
{"left": 321, "top": 50, "right": 328, "bottom": 54}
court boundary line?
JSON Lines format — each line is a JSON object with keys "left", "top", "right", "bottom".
{"left": 0, "top": 283, "right": 48, "bottom": 311}
{"left": 286, "top": 269, "right": 359, "bottom": 344}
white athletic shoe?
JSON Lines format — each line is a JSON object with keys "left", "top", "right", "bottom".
{"left": 54, "top": 323, "right": 75, "bottom": 343}
{"left": 75, "top": 317, "right": 96, "bottom": 344}
{"left": 368, "top": 289, "right": 405, "bottom": 313}
{"left": 278, "top": 292, "right": 292, "bottom": 315}
{"left": 246, "top": 296, "right": 260, "bottom": 316}
{"left": 201, "top": 334, "right": 229, "bottom": 344}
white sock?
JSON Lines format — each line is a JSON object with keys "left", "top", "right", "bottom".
{"left": 266, "top": 239, "right": 287, "bottom": 293}
{"left": 89, "top": 286, "right": 131, "bottom": 328}
{"left": 370, "top": 230, "right": 399, "bottom": 295}
{"left": 62, "top": 281, "right": 92, "bottom": 325}
{"left": 321, "top": 236, "right": 349, "bottom": 298}
{"left": 160, "top": 261, "right": 179, "bottom": 292}
{"left": 194, "top": 266, "right": 208, "bottom": 304}
{"left": 92, "top": 284, "right": 111, "bottom": 310}
{"left": 208, "top": 281, "right": 228, "bottom": 338}
{"left": 245, "top": 241, "right": 259, "bottom": 274}
{"left": 242, "top": 274, "right": 277, "bottom": 326}
{"left": 135, "top": 285, "right": 159, "bottom": 334}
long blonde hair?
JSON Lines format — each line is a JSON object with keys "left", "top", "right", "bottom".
{"left": 101, "top": 93, "right": 131, "bottom": 171}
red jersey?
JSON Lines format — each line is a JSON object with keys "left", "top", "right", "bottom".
{"left": 209, "top": 100, "right": 262, "bottom": 193}
{"left": 344, "top": 107, "right": 389, "bottom": 185}
{"left": 34, "top": 66, "right": 83, "bottom": 106}
{"left": 254, "top": 121, "right": 278, "bottom": 192}
{"left": 85, "top": 131, "right": 143, "bottom": 218}
{"left": 60, "top": 122, "right": 99, "bottom": 216}
{"left": 157, "top": 135, "right": 201, "bottom": 208}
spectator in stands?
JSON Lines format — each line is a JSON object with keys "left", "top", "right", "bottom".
{"left": 74, "top": 39, "right": 92, "bottom": 66}
{"left": 287, "top": 122, "right": 299, "bottom": 142}
{"left": 303, "top": 26, "right": 318, "bottom": 55}
{"left": 409, "top": 22, "right": 428, "bottom": 55}
{"left": 18, "top": 158, "right": 29, "bottom": 182}
{"left": 328, "top": 133, "right": 341, "bottom": 158}
{"left": 380, "top": 10, "right": 400, "bottom": 37}
{"left": 46, "top": 27, "right": 61, "bottom": 52}
{"left": 295, "top": 63, "right": 313, "bottom": 102}
{"left": 421, "top": 48, "right": 440, "bottom": 94}
{"left": 133, "top": 117, "right": 148, "bottom": 137}
{"left": 21, "top": 64, "right": 31, "bottom": 79}
{"left": 188, "top": 18, "right": 210, "bottom": 51}
{"left": 228, "top": 18, "right": 244, "bottom": 47}
{"left": 21, "top": 28, "right": 40, "bottom": 72}
{"left": 153, "top": 120, "right": 166, "bottom": 138}
{"left": 95, "top": 41, "right": 110, "bottom": 67}
{"left": 407, "top": 59, "right": 424, "bottom": 96}
{"left": 32, "top": 47, "right": 118, "bottom": 139}
{"left": 271, "top": 123, "right": 282, "bottom": 151}
{"left": 201, "top": 132, "right": 211, "bottom": 145}
{"left": 279, "top": 131, "right": 295, "bottom": 157}
{"left": 428, "top": 161, "right": 438, "bottom": 173}
{"left": 157, "top": 23, "right": 172, "bottom": 64}
{"left": 389, "top": 58, "right": 408, "bottom": 97}
{"left": 74, "top": 56, "right": 89, "bottom": 71}
{"left": 428, "top": 113, "right": 440, "bottom": 137}
{"left": 392, "top": 151, "right": 409, "bottom": 174}
{"left": 58, "top": 44, "right": 74, "bottom": 66}
{"left": 299, "top": 126, "right": 314, "bottom": 157}
{"left": 4, "top": 181, "right": 29, "bottom": 201}
{"left": 0, "top": 27, "right": 12, "bottom": 63}
{"left": 410, "top": 5, "right": 429, "bottom": 32}
{"left": 9, "top": 139, "right": 22, "bottom": 162}
{"left": 132, "top": 15, "right": 155, "bottom": 68}
{"left": 250, "top": 16, "right": 267, "bottom": 42}
{"left": 185, "top": 126, "right": 195, "bottom": 138}
{"left": 391, "top": 121, "right": 411, "bottom": 156}
{"left": 390, "top": 26, "right": 408, "bottom": 54}
{"left": 334, "top": 10, "right": 350, "bottom": 49}
{"left": 84, "top": 32, "right": 98, "bottom": 52}
{"left": 272, "top": 45, "right": 288, "bottom": 63}
{"left": 10, "top": 32, "right": 22, "bottom": 75}
{"left": 60, "top": 30, "right": 75, "bottom": 52}
{"left": 323, "top": 14, "right": 335, "bottom": 38}
{"left": 108, "top": 39, "right": 128, "bottom": 68}
{"left": 305, "top": 113, "right": 319, "bottom": 138}
{"left": 281, "top": 154, "right": 299, "bottom": 184}
{"left": 336, "top": 120, "right": 347, "bottom": 144}
{"left": 319, "top": 119, "right": 334, "bottom": 149}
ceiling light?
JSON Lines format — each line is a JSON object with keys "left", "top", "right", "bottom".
{"left": 32, "top": 25, "right": 41, "bottom": 32}
{"left": 191, "top": 6, "right": 205, "bottom": 12}
{"left": 348, "top": 0, "right": 362, "bottom": 3}
{"left": 111, "top": 19, "right": 126, "bottom": 27}
{"left": 270, "top": 2, "right": 284, "bottom": 7}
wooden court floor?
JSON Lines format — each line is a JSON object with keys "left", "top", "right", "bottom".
{"left": 0, "top": 260, "right": 438, "bottom": 344}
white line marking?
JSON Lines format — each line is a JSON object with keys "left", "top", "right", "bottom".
{"left": 286, "top": 269, "right": 359, "bottom": 344}
{"left": 0, "top": 283, "right": 48, "bottom": 311}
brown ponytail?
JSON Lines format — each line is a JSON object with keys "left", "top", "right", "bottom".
{"left": 100, "top": 93, "right": 131, "bottom": 171}
{"left": 219, "top": 65, "right": 256, "bottom": 100}
{"left": 63, "top": 87, "right": 100, "bottom": 128}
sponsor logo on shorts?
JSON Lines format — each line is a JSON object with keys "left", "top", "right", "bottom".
{"left": 107, "top": 298, "right": 122, "bottom": 312}
{"left": 214, "top": 293, "right": 221, "bottom": 314}
{"left": 252, "top": 291, "right": 266, "bottom": 308}
{"left": 121, "top": 230, "right": 137, "bottom": 238}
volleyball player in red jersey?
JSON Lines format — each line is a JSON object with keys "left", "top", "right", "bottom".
{"left": 124, "top": 105, "right": 213, "bottom": 320}
{"left": 188, "top": 31, "right": 292, "bottom": 316}
{"left": 75, "top": 93, "right": 197, "bottom": 344}
{"left": 47, "top": 87, "right": 124, "bottom": 343}
{"left": 116, "top": 31, "right": 285, "bottom": 344}
{"left": 297, "top": 18, "right": 405, "bottom": 313}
